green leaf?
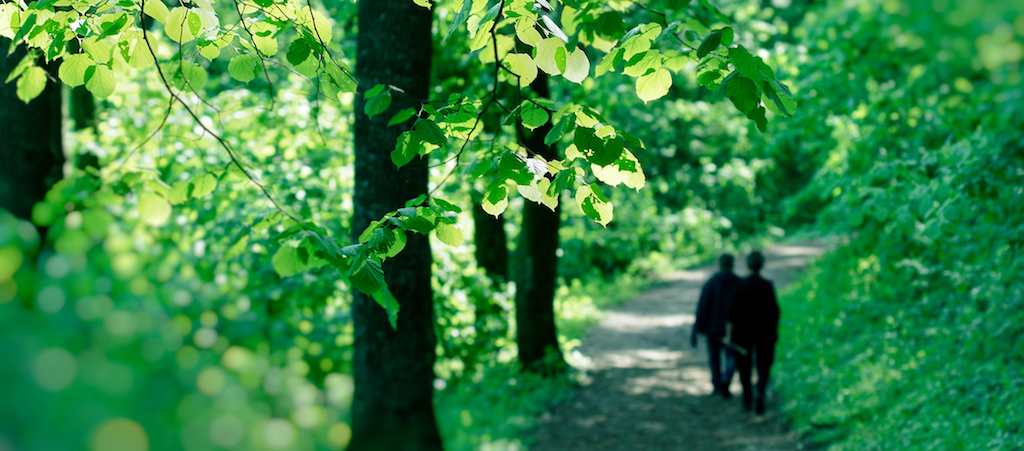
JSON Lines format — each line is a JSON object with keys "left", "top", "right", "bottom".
{"left": 16, "top": 66, "right": 47, "bottom": 103}
{"left": 482, "top": 182, "right": 509, "bottom": 216}
{"left": 228, "top": 54, "right": 258, "bottom": 83}
{"left": 635, "top": 68, "right": 672, "bottom": 103}
{"left": 364, "top": 91, "right": 391, "bottom": 117}
{"left": 545, "top": 112, "right": 577, "bottom": 146}
{"left": 575, "top": 185, "right": 614, "bottom": 226}
{"left": 349, "top": 258, "right": 385, "bottom": 294}
{"left": 574, "top": 127, "right": 619, "bottom": 166}
{"left": 370, "top": 288, "right": 400, "bottom": 330}
{"left": 180, "top": 62, "right": 208, "bottom": 90}
{"left": 250, "top": 22, "right": 278, "bottom": 57}
{"left": 724, "top": 74, "right": 759, "bottom": 114}
{"left": 521, "top": 106, "right": 550, "bottom": 130}
{"left": 388, "top": 108, "right": 417, "bottom": 127}
{"left": 138, "top": 193, "right": 171, "bottom": 227}
{"left": 392, "top": 131, "right": 422, "bottom": 168}
{"left": 746, "top": 105, "right": 767, "bottom": 132}
{"left": 504, "top": 53, "right": 537, "bottom": 87}
{"left": 432, "top": 197, "right": 462, "bottom": 213}
{"left": 272, "top": 245, "right": 304, "bottom": 278}
{"left": 696, "top": 30, "right": 722, "bottom": 59}
{"left": 728, "top": 45, "right": 764, "bottom": 83}
{"left": 413, "top": 119, "right": 447, "bottom": 146}
{"left": 446, "top": 0, "right": 473, "bottom": 41}
{"left": 622, "top": 50, "right": 662, "bottom": 77}
{"left": 435, "top": 222, "right": 464, "bottom": 247}
{"left": 563, "top": 47, "right": 589, "bottom": 84}
{"left": 596, "top": 47, "right": 623, "bottom": 77}
{"left": 534, "top": 37, "right": 564, "bottom": 75}
{"left": 190, "top": 173, "right": 218, "bottom": 198}
{"left": 165, "top": 8, "right": 197, "bottom": 43}
{"left": 84, "top": 65, "right": 116, "bottom": 99}
{"left": 719, "top": 27, "right": 734, "bottom": 46}
{"left": 286, "top": 37, "right": 312, "bottom": 67}
{"left": 168, "top": 180, "right": 189, "bottom": 205}
{"left": 298, "top": 6, "right": 332, "bottom": 43}
{"left": 142, "top": 0, "right": 168, "bottom": 24}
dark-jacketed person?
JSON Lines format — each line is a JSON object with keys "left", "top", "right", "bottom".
{"left": 692, "top": 253, "right": 740, "bottom": 398}
{"left": 726, "top": 251, "right": 780, "bottom": 414}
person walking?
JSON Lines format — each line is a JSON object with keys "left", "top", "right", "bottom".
{"left": 692, "top": 253, "right": 740, "bottom": 398}
{"left": 725, "top": 251, "right": 780, "bottom": 414}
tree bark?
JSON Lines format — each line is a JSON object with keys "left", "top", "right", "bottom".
{"left": 348, "top": 1, "right": 441, "bottom": 450}
{"left": 514, "top": 72, "right": 566, "bottom": 373}
{"left": 473, "top": 201, "right": 509, "bottom": 281}
{"left": 0, "top": 39, "right": 64, "bottom": 221}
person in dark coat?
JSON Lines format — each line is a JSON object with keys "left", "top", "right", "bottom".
{"left": 726, "top": 250, "right": 779, "bottom": 414}
{"left": 692, "top": 253, "right": 740, "bottom": 398}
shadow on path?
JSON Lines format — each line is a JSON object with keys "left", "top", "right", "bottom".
{"left": 530, "top": 243, "right": 826, "bottom": 450}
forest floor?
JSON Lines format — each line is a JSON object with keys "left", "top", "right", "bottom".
{"left": 529, "top": 243, "right": 827, "bottom": 450}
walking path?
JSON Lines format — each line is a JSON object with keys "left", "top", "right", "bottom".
{"left": 530, "top": 243, "right": 826, "bottom": 450}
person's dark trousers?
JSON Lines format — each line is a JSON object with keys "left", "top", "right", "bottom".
{"left": 707, "top": 336, "right": 736, "bottom": 394}
{"left": 735, "top": 338, "right": 776, "bottom": 413}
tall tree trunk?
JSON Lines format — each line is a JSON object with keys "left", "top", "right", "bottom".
{"left": 470, "top": 197, "right": 509, "bottom": 365}
{"left": 0, "top": 39, "right": 64, "bottom": 221}
{"left": 348, "top": 2, "right": 441, "bottom": 450}
{"left": 514, "top": 71, "right": 566, "bottom": 374}
{"left": 473, "top": 200, "right": 509, "bottom": 281}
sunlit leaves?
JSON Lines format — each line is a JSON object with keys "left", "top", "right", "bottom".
{"left": 84, "top": 64, "right": 116, "bottom": 99}
{"left": 297, "top": 6, "right": 332, "bottom": 43}
{"left": 271, "top": 244, "right": 306, "bottom": 278}
{"left": 635, "top": 69, "right": 672, "bottom": 103}
{"left": 481, "top": 183, "right": 509, "bottom": 216}
{"left": 137, "top": 193, "right": 171, "bottom": 227}
{"left": 249, "top": 22, "right": 279, "bottom": 58}
{"left": 504, "top": 53, "right": 537, "bottom": 87}
{"left": 575, "top": 185, "right": 613, "bottom": 226}
{"left": 563, "top": 48, "right": 590, "bottom": 84}
{"left": 228, "top": 54, "right": 258, "bottom": 83}
{"left": 165, "top": 8, "right": 199, "bottom": 43}
{"left": 142, "top": 0, "right": 168, "bottom": 24}
{"left": 520, "top": 103, "right": 549, "bottom": 130}
{"left": 15, "top": 66, "right": 46, "bottom": 103}
{"left": 534, "top": 37, "right": 566, "bottom": 75}
{"left": 435, "top": 222, "right": 464, "bottom": 247}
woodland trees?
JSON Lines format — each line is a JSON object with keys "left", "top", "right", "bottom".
{"left": 348, "top": 1, "right": 442, "bottom": 448}
{"left": 0, "top": 0, "right": 803, "bottom": 448}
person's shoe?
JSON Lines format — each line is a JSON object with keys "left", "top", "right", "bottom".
{"left": 755, "top": 397, "right": 766, "bottom": 415}
{"left": 721, "top": 388, "right": 732, "bottom": 399}
{"left": 742, "top": 393, "right": 753, "bottom": 411}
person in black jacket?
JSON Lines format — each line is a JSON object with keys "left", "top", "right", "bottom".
{"left": 692, "top": 254, "right": 740, "bottom": 398}
{"left": 725, "top": 251, "right": 779, "bottom": 414}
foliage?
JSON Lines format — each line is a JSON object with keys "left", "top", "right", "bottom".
{"left": 770, "top": 0, "right": 1024, "bottom": 448}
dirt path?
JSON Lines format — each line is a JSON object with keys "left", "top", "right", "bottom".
{"left": 530, "top": 243, "right": 826, "bottom": 450}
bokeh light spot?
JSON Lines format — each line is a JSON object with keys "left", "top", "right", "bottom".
{"left": 209, "top": 415, "right": 244, "bottom": 448}
{"left": 91, "top": 418, "right": 148, "bottom": 451}
{"left": 32, "top": 347, "right": 77, "bottom": 391}
{"left": 327, "top": 422, "right": 352, "bottom": 449}
{"left": 263, "top": 419, "right": 295, "bottom": 449}
{"left": 196, "top": 367, "right": 225, "bottom": 396}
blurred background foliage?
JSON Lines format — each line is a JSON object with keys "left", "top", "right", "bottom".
{"left": 1, "top": 0, "right": 1022, "bottom": 449}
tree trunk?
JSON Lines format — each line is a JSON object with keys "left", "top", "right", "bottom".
{"left": 347, "top": 1, "right": 441, "bottom": 450}
{"left": 473, "top": 200, "right": 509, "bottom": 281}
{"left": 0, "top": 39, "right": 64, "bottom": 221}
{"left": 514, "top": 72, "right": 566, "bottom": 374}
